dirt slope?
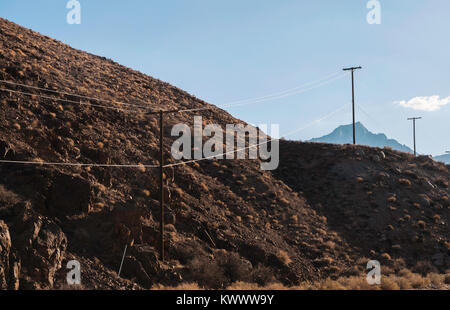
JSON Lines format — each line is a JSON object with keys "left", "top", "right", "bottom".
{"left": 0, "top": 18, "right": 448, "bottom": 290}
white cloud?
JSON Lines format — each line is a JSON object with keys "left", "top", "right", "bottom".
{"left": 395, "top": 95, "right": 450, "bottom": 112}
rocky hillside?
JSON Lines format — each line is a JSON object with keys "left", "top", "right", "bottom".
{"left": 0, "top": 18, "right": 448, "bottom": 290}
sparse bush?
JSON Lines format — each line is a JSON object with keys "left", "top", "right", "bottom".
{"left": 435, "top": 179, "right": 448, "bottom": 188}
{"left": 380, "top": 277, "right": 400, "bottom": 290}
{"left": 398, "top": 178, "right": 412, "bottom": 187}
{"left": 381, "top": 253, "right": 392, "bottom": 261}
{"left": 445, "top": 274, "right": 450, "bottom": 284}
{"left": 250, "top": 265, "right": 275, "bottom": 286}
{"left": 412, "top": 261, "right": 438, "bottom": 276}
{"left": 387, "top": 195, "right": 397, "bottom": 203}
{"left": 417, "top": 220, "right": 426, "bottom": 230}
{"left": 278, "top": 250, "right": 292, "bottom": 266}
{"left": 186, "top": 256, "right": 225, "bottom": 289}
{"left": 216, "top": 252, "right": 251, "bottom": 284}
{"left": 290, "top": 214, "right": 298, "bottom": 223}
{"left": 200, "top": 183, "right": 209, "bottom": 192}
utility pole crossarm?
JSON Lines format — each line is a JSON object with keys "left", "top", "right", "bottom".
{"left": 343, "top": 66, "right": 362, "bottom": 71}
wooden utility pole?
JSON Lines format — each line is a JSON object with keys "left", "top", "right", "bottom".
{"left": 343, "top": 66, "right": 362, "bottom": 145}
{"left": 159, "top": 110, "right": 165, "bottom": 261}
{"left": 149, "top": 107, "right": 212, "bottom": 261}
{"left": 407, "top": 117, "right": 422, "bottom": 156}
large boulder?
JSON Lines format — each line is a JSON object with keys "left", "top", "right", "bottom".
{"left": 10, "top": 203, "right": 67, "bottom": 289}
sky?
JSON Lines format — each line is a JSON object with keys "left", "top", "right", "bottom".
{"left": 1, "top": 0, "right": 449, "bottom": 156}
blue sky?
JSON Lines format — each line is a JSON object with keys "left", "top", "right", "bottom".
{"left": 1, "top": 0, "right": 449, "bottom": 155}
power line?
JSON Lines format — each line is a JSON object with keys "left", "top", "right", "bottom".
{"left": 220, "top": 73, "right": 347, "bottom": 108}
{"left": 0, "top": 87, "right": 144, "bottom": 113}
{"left": 0, "top": 159, "right": 159, "bottom": 168}
{"left": 163, "top": 103, "right": 347, "bottom": 168}
{"left": 221, "top": 71, "right": 341, "bottom": 106}
{"left": 0, "top": 79, "right": 161, "bottom": 110}
{"left": 1, "top": 86, "right": 212, "bottom": 115}
{"left": 356, "top": 104, "right": 389, "bottom": 135}
{"left": 0, "top": 80, "right": 215, "bottom": 114}
{"left": 0, "top": 100, "right": 347, "bottom": 263}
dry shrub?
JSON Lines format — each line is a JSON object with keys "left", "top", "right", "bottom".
{"left": 314, "top": 257, "right": 333, "bottom": 267}
{"left": 315, "top": 278, "right": 347, "bottom": 290}
{"left": 412, "top": 261, "right": 438, "bottom": 275}
{"left": 200, "top": 183, "right": 209, "bottom": 192}
{"left": 186, "top": 252, "right": 251, "bottom": 289}
{"left": 395, "top": 277, "right": 412, "bottom": 290}
{"left": 445, "top": 274, "right": 450, "bottom": 285}
{"left": 417, "top": 220, "right": 426, "bottom": 230}
{"left": 398, "top": 178, "right": 412, "bottom": 187}
{"left": 428, "top": 273, "right": 445, "bottom": 287}
{"left": 333, "top": 277, "right": 373, "bottom": 290}
{"left": 221, "top": 269, "right": 449, "bottom": 290}
{"left": 324, "top": 241, "right": 336, "bottom": 249}
{"left": 250, "top": 265, "right": 275, "bottom": 286}
{"left": 278, "top": 250, "right": 292, "bottom": 266}
{"left": 227, "top": 282, "right": 287, "bottom": 290}
{"left": 186, "top": 256, "right": 225, "bottom": 289}
{"left": 152, "top": 283, "right": 201, "bottom": 290}
{"left": 397, "top": 269, "right": 429, "bottom": 288}
{"left": 290, "top": 214, "right": 298, "bottom": 223}
{"left": 93, "top": 202, "right": 105, "bottom": 209}
{"left": 137, "top": 163, "right": 146, "bottom": 172}
{"left": 217, "top": 252, "right": 251, "bottom": 284}
{"left": 380, "top": 277, "right": 400, "bottom": 290}
{"left": 0, "top": 185, "right": 20, "bottom": 205}
{"left": 381, "top": 253, "right": 391, "bottom": 261}
{"left": 226, "top": 282, "right": 260, "bottom": 290}
{"left": 387, "top": 195, "right": 397, "bottom": 203}
{"left": 435, "top": 179, "right": 448, "bottom": 188}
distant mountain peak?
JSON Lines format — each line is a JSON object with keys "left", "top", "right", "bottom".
{"left": 309, "top": 123, "right": 413, "bottom": 154}
{"left": 434, "top": 154, "right": 450, "bottom": 164}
